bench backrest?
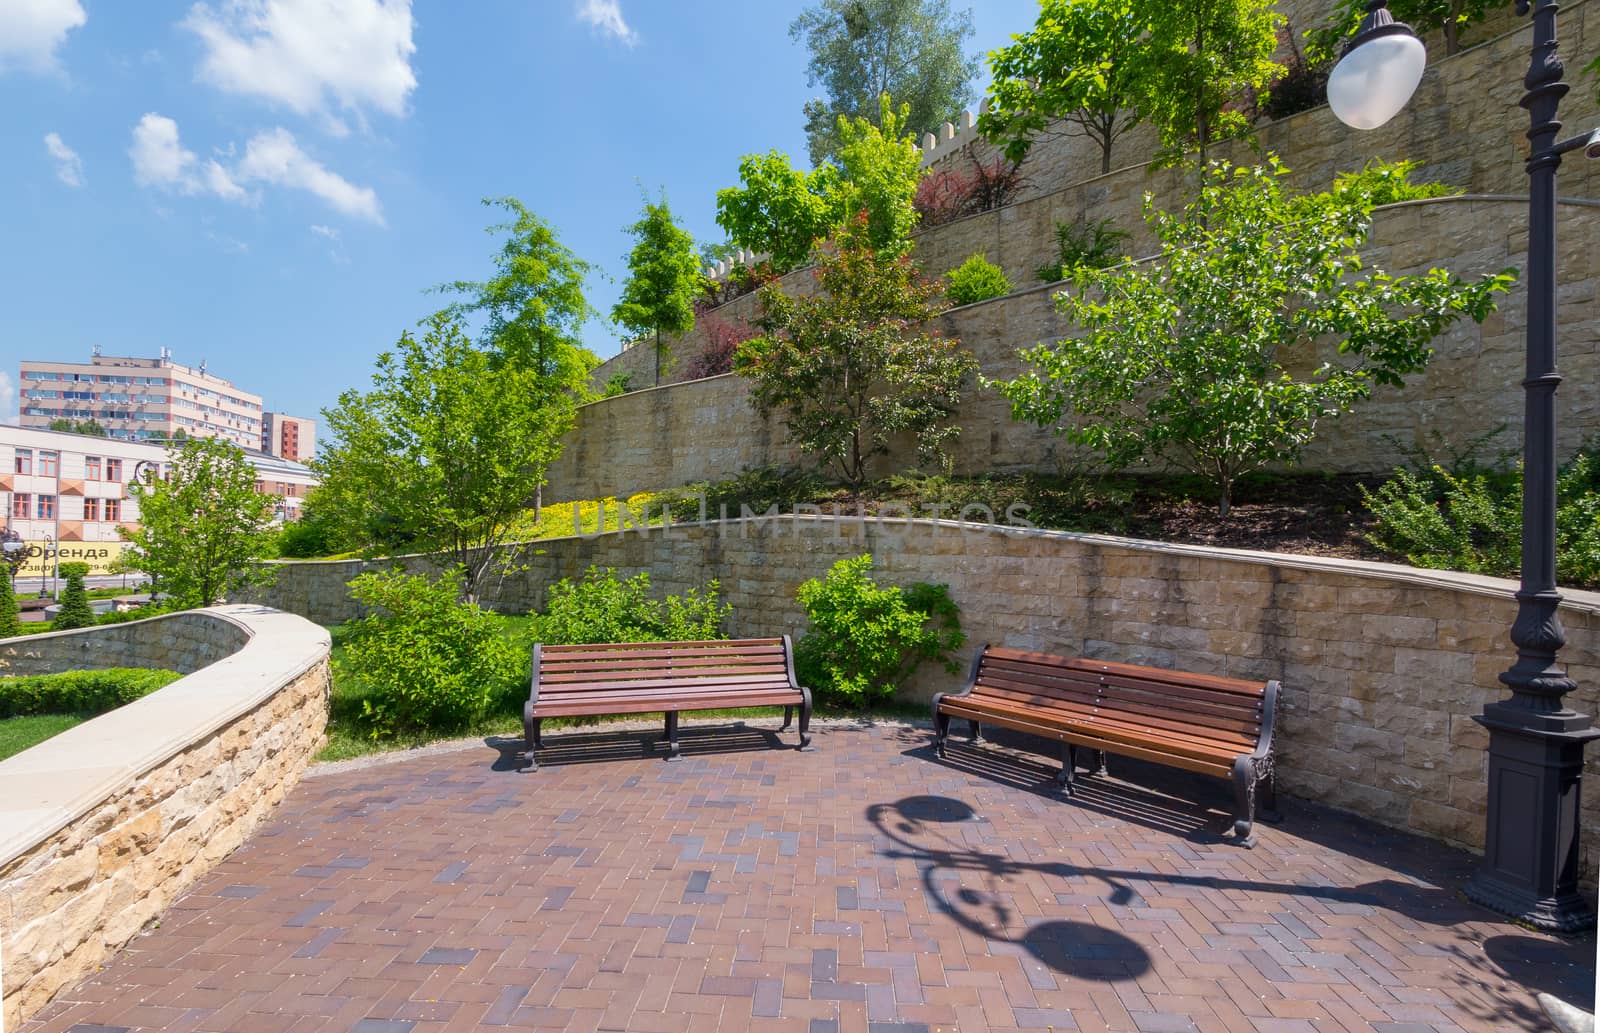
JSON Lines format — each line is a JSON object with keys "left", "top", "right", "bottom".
{"left": 972, "top": 646, "right": 1269, "bottom": 753}
{"left": 531, "top": 637, "right": 798, "bottom": 703}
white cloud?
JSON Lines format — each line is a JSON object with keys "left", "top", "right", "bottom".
{"left": 43, "top": 131, "right": 83, "bottom": 187}
{"left": 0, "top": 0, "right": 86, "bottom": 73}
{"left": 129, "top": 113, "right": 249, "bottom": 201}
{"left": 577, "top": 0, "right": 637, "bottom": 45}
{"left": 0, "top": 372, "right": 16, "bottom": 424}
{"left": 309, "top": 223, "right": 339, "bottom": 240}
{"left": 236, "top": 127, "right": 383, "bottom": 224}
{"left": 183, "top": 0, "right": 416, "bottom": 133}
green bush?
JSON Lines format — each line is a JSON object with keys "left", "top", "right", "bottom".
{"left": 602, "top": 372, "right": 634, "bottom": 398}
{"left": 1035, "top": 217, "right": 1129, "bottom": 283}
{"left": 945, "top": 252, "right": 1013, "bottom": 306}
{"left": 52, "top": 562, "right": 95, "bottom": 631}
{"left": 794, "top": 554, "right": 963, "bottom": 707}
{"left": 652, "top": 467, "right": 829, "bottom": 525}
{"left": 0, "top": 568, "right": 18, "bottom": 639}
{"left": 0, "top": 667, "right": 182, "bottom": 718}
{"left": 343, "top": 567, "right": 523, "bottom": 740}
{"left": 537, "top": 566, "right": 730, "bottom": 645}
{"left": 1362, "top": 448, "right": 1600, "bottom": 588}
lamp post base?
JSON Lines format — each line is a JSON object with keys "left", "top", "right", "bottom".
{"left": 1466, "top": 703, "right": 1600, "bottom": 933}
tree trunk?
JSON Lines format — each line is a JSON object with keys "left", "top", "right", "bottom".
{"left": 654, "top": 328, "right": 661, "bottom": 387}
{"left": 1444, "top": 10, "right": 1461, "bottom": 55}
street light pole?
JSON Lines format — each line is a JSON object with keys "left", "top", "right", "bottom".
{"left": 1329, "top": 0, "right": 1600, "bottom": 930}
{"left": 1464, "top": 0, "right": 1600, "bottom": 933}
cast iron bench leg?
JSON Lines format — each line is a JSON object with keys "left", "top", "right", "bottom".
{"left": 1231, "top": 755, "right": 1258, "bottom": 848}
{"left": 1260, "top": 760, "right": 1282, "bottom": 824}
{"left": 665, "top": 711, "right": 682, "bottom": 762}
{"left": 1092, "top": 750, "right": 1109, "bottom": 777}
{"left": 1057, "top": 742, "right": 1075, "bottom": 793}
{"left": 970, "top": 719, "right": 985, "bottom": 746}
{"left": 797, "top": 688, "right": 816, "bottom": 752}
{"left": 519, "top": 706, "right": 541, "bottom": 772}
{"left": 779, "top": 705, "right": 793, "bottom": 731}
{"left": 931, "top": 694, "right": 949, "bottom": 757}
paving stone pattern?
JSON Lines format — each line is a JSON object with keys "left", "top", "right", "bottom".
{"left": 21, "top": 724, "right": 1593, "bottom": 1033}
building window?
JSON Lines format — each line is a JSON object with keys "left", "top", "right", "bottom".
{"left": 38, "top": 451, "right": 59, "bottom": 477}
{"left": 12, "top": 493, "right": 29, "bottom": 518}
{"left": 85, "top": 456, "right": 102, "bottom": 480}
{"left": 105, "top": 498, "right": 121, "bottom": 523}
{"left": 35, "top": 495, "right": 55, "bottom": 519}
{"left": 84, "top": 497, "right": 101, "bottom": 521}
{"left": 105, "top": 458, "right": 123, "bottom": 482}
{"left": 14, "top": 449, "right": 31, "bottom": 475}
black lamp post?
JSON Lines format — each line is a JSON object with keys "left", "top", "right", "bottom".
{"left": 1331, "top": 0, "right": 1600, "bottom": 930}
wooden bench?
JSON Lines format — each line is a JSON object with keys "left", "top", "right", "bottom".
{"left": 519, "top": 637, "right": 814, "bottom": 771}
{"left": 932, "top": 645, "right": 1281, "bottom": 846}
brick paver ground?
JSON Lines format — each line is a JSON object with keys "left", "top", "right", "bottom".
{"left": 20, "top": 721, "right": 1596, "bottom": 1033}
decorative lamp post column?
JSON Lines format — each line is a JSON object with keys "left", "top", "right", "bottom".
{"left": 1330, "top": 0, "right": 1600, "bottom": 930}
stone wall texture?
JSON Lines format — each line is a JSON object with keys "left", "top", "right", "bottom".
{"left": 0, "top": 609, "right": 332, "bottom": 1028}
{"left": 0, "top": 611, "right": 252, "bottom": 676}
{"left": 552, "top": 196, "right": 1600, "bottom": 502}
{"left": 590, "top": 2, "right": 1598, "bottom": 401}
{"left": 247, "top": 521, "right": 1600, "bottom": 876}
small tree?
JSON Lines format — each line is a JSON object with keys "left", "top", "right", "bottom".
{"left": 1309, "top": 0, "right": 1496, "bottom": 62}
{"left": 980, "top": 0, "right": 1154, "bottom": 174}
{"left": 1142, "top": 0, "right": 1284, "bottom": 164}
{"left": 48, "top": 418, "right": 109, "bottom": 437}
{"left": 790, "top": 0, "right": 978, "bottom": 166}
{"left": 614, "top": 191, "right": 704, "bottom": 386}
{"left": 119, "top": 437, "right": 277, "bottom": 607}
{"left": 716, "top": 152, "right": 844, "bottom": 272}
{"left": 736, "top": 214, "right": 978, "bottom": 484}
{"left": 833, "top": 95, "right": 925, "bottom": 258}
{"left": 318, "top": 313, "right": 571, "bottom": 603}
{"left": 52, "top": 562, "right": 95, "bottom": 630}
{"left": 0, "top": 566, "right": 19, "bottom": 638}
{"left": 992, "top": 158, "right": 1515, "bottom": 516}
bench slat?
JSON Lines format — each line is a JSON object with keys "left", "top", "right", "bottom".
{"left": 980, "top": 656, "right": 1265, "bottom": 709}
{"left": 937, "top": 701, "right": 1234, "bottom": 779}
{"left": 532, "top": 691, "right": 803, "bottom": 718}
{"left": 541, "top": 663, "right": 788, "bottom": 682}
{"left": 983, "top": 649, "right": 1266, "bottom": 698}
{"left": 972, "top": 673, "right": 1262, "bottom": 734}
{"left": 965, "top": 688, "right": 1260, "bottom": 749}
{"left": 538, "top": 672, "right": 793, "bottom": 693}
{"left": 541, "top": 640, "right": 785, "bottom": 660}
{"left": 942, "top": 696, "right": 1252, "bottom": 762}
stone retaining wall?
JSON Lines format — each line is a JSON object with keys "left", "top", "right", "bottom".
{"left": 247, "top": 521, "right": 1600, "bottom": 876}
{"left": 0, "top": 607, "right": 332, "bottom": 1028}
{"left": 550, "top": 196, "right": 1600, "bottom": 502}
{"left": 0, "top": 611, "right": 252, "bottom": 676}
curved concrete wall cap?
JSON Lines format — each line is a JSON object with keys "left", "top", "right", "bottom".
{"left": 0, "top": 605, "right": 330, "bottom": 869}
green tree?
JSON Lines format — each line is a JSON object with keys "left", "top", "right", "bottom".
{"left": 716, "top": 96, "right": 924, "bottom": 272}
{"left": 614, "top": 191, "right": 704, "bottom": 386}
{"left": 318, "top": 313, "right": 570, "bottom": 603}
{"left": 118, "top": 436, "right": 277, "bottom": 607}
{"left": 791, "top": 0, "right": 978, "bottom": 166}
{"left": 434, "top": 197, "right": 598, "bottom": 378}
{"left": 979, "top": 0, "right": 1155, "bottom": 174}
{"left": 992, "top": 158, "right": 1515, "bottom": 516}
{"left": 1142, "top": 0, "right": 1283, "bottom": 165}
{"left": 0, "top": 567, "right": 19, "bottom": 638}
{"left": 52, "top": 562, "right": 94, "bottom": 630}
{"left": 736, "top": 214, "right": 978, "bottom": 484}
{"left": 1309, "top": 0, "right": 1496, "bottom": 62}
{"left": 47, "top": 418, "right": 108, "bottom": 437}
{"left": 716, "top": 151, "right": 845, "bottom": 272}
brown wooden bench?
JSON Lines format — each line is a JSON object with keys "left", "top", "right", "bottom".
{"left": 932, "top": 645, "right": 1280, "bottom": 845}
{"left": 519, "top": 637, "right": 814, "bottom": 770}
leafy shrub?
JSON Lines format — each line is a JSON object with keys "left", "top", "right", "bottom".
{"left": 794, "top": 554, "right": 964, "bottom": 707}
{"left": 1035, "top": 217, "right": 1129, "bottom": 283}
{"left": 1362, "top": 448, "right": 1600, "bottom": 588}
{"left": 537, "top": 566, "right": 730, "bottom": 645}
{"left": 945, "top": 252, "right": 1013, "bottom": 306}
{"left": 651, "top": 467, "right": 830, "bottom": 525}
{"left": 0, "top": 667, "right": 182, "bottom": 718}
{"left": 0, "top": 568, "right": 18, "bottom": 639}
{"left": 342, "top": 567, "right": 522, "bottom": 739}
{"left": 1253, "top": 23, "right": 1327, "bottom": 121}
{"left": 913, "top": 153, "right": 1027, "bottom": 228}
{"left": 602, "top": 372, "right": 634, "bottom": 398}
{"left": 52, "top": 562, "right": 95, "bottom": 630}
{"left": 684, "top": 315, "right": 755, "bottom": 380}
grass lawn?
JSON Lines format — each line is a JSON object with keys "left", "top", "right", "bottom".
{"left": 0, "top": 713, "right": 87, "bottom": 761}
{"left": 319, "top": 615, "right": 929, "bottom": 763}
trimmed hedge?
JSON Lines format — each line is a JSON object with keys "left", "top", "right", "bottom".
{"left": 0, "top": 668, "right": 183, "bottom": 718}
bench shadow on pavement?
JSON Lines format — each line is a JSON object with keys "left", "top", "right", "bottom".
{"left": 483, "top": 721, "right": 794, "bottom": 772}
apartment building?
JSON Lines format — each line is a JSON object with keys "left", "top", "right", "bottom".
{"left": 260, "top": 411, "right": 317, "bottom": 462}
{"left": 17, "top": 353, "right": 264, "bottom": 449}
{"left": 0, "top": 425, "right": 317, "bottom": 576}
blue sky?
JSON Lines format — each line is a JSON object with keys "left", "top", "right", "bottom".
{"left": 0, "top": 0, "right": 1040, "bottom": 430}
